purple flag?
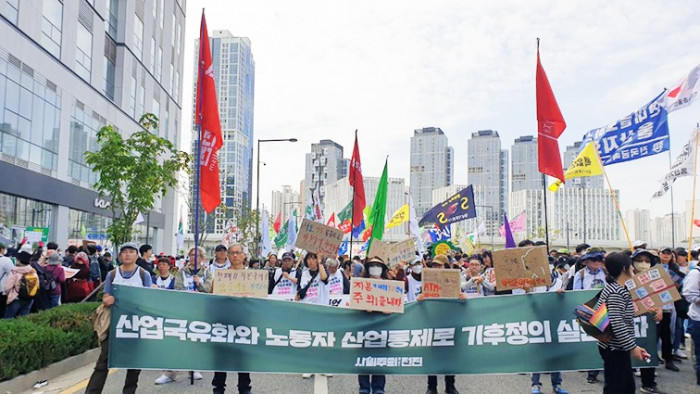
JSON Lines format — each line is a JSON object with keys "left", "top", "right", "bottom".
{"left": 503, "top": 214, "right": 516, "bottom": 249}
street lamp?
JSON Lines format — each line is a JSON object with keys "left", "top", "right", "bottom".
{"left": 256, "top": 138, "right": 297, "bottom": 256}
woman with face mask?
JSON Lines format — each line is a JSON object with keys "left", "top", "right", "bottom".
{"left": 405, "top": 257, "right": 424, "bottom": 302}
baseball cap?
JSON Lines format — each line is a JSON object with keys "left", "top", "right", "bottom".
{"left": 659, "top": 246, "right": 673, "bottom": 254}
{"left": 119, "top": 242, "right": 139, "bottom": 253}
{"left": 675, "top": 247, "right": 688, "bottom": 256}
{"left": 631, "top": 249, "right": 656, "bottom": 262}
{"left": 281, "top": 252, "right": 295, "bottom": 260}
{"left": 409, "top": 257, "right": 423, "bottom": 266}
{"left": 632, "top": 240, "right": 647, "bottom": 248}
{"left": 19, "top": 243, "right": 33, "bottom": 254}
{"left": 215, "top": 245, "right": 227, "bottom": 252}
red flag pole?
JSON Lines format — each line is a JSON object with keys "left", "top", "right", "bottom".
{"left": 193, "top": 10, "right": 206, "bottom": 276}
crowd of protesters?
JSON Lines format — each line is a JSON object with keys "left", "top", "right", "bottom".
{"left": 2, "top": 238, "right": 699, "bottom": 394}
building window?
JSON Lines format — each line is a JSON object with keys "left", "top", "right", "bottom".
{"left": 158, "top": 0, "right": 164, "bottom": 28}
{"left": 133, "top": 15, "right": 143, "bottom": 59}
{"left": 76, "top": 23, "right": 93, "bottom": 81}
{"left": 103, "top": 35, "right": 116, "bottom": 100}
{"left": 175, "top": 22, "right": 182, "bottom": 55}
{"left": 1, "top": 0, "right": 19, "bottom": 24}
{"left": 68, "top": 208, "right": 111, "bottom": 243}
{"left": 69, "top": 102, "right": 104, "bottom": 184}
{"left": 155, "top": 47, "right": 162, "bottom": 81}
{"left": 149, "top": 37, "right": 156, "bottom": 74}
{"left": 106, "top": 0, "right": 118, "bottom": 38}
{"left": 0, "top": 194, "right": 53, "bottom": 235}
{"left": 40, "top": 0, "right": 63, "bottom": 58}
{"left": 138, "top": 79, "right": 145, "bottom": 116}
{"left": 128, "top": 74, "right": 136, "bottom": 116}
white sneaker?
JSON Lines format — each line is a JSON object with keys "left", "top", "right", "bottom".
{"left": 674, "top": 349, "right": 688, "bottom": 359}
{"left": 302, "top": 373, "right": 313, "bottom": 379}
{"left": 192, "top": 372, "right": 203, "bottom": 380}
{"left": 155, "top": 374, "right": 174, "bottom": 384}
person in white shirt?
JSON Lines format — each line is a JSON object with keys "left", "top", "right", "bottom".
{"left": 404, "top": 257, "right": 423, "bottom": 302}
{"left": 462, "top": 255, "right": 491, "bottom": 297}
{"left": 269, "top": 252, "right": 299, "bottom": 296}
{"left": 326, "top": 257, "right": 349, "bottom": 295}
{"left": 208, "top": 244, "right": 231, "bottom": 277}
{"left": 682, "top": 262, "right": 700, "bottom": 386}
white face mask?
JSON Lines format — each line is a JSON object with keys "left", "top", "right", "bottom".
{"left": 412, "top": 265, "right": 422, "bottom": 274}
{"left": 368, "top": 266, "right": 383, "bottom": 277}
{"left": 634, "top": 262, "right": 651, "bottom": 272}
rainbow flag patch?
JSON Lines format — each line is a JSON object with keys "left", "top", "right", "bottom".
{"left": 590, "top": 302, "right": 610, "bottom": 332}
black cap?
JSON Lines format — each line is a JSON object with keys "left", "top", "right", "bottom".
{"left": 575, "top": 243, "right": 591, "bottom": 253}
{"left": 214, "top": 245, "right": 227, "bottom": 252}
{"left": 659, "top": 246, "right": 673, "bottom": 254}
{"left": 674, "top": 247, "right": 688, "bottom": 256}
{"left": 282, "top": 252, "right": 295, "bottom": 260}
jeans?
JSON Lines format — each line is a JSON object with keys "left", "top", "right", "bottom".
{"left": 4, "top": 298, "right": 33, "bottom": 318}
{"left": 531, "top": 372, "right": 562, "bottom": 387}
{"left": 49, "top": 294, "right": 60, "bottom": 308}
{"left": 673, "top": 315, "right": 686, "bottom": 351}
{"left": 212, "top": 371, "right": 251, "bottom": 393}
{"left": 358, "top": 374, "right": 386, "bottom": 394}
{"left": 427, "top": 375, "right": 455, "bottom": 389}
{"left": 86, "top": 338, "right": 141, "bottom": 394}
{"left": 687, "top": 318, "right": 700, "bottom": 384}
{"left": 598, "top": 347, "right": 635, "bottom": 394}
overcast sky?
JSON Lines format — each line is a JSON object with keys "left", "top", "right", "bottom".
{"left": 181, "top": 0, "right": 700, "bottom": 220}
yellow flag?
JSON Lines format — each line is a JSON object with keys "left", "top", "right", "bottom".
{"left": 548, "top": 142, "right": 604, "bottom": 192}
{"left": 464, "top": 236, "right": 475, "bottom": 256}
{"left": 385, "top": 204, "right": 409, "bottom": 229}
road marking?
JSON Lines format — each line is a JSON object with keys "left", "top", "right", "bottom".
{"left": 59, "top": 369, "right": 118, "bottom": 394}
{"left": 313, "top": 374, "right": 328, "bottom": 394}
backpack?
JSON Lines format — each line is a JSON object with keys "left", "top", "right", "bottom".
{"left": 37, "top": 265, "right": 56, "bottom": 292}
{"left": 574, "top": 290, "right": 613, "bottom": 342}
{"left": 18, "top": 269, "right": 40, "bottom": 300}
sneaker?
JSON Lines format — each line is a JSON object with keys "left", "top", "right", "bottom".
{"left": 587, "top": 377, "right": 598, "bottom": 383}
{"left": 674, "top": 349, "right": 688, "bottom": 359}
{"left": 445, "top": 387, "right": 460, "bottom": 394}
{"left": 192, "top": 372, "right": 203, "bottom": 380}
{"left": 302, "top": 373, "right": 313, "bottom": 379}
{"left": 640, "top": 386, "right": 667, "bottom": 394}
{"left": 33, "top": 380, "right": 48, "bottom": 388}
{"left": 155, "top": 374, "right": 174, "bottom": 385}
{"left": 634, "top": 369, "right": 641, "bottom": 377}
{"left": 531, "top": 385, "right": 542, "bottom": 394}
{"left": 552, "top": 386, "right": 568, "bottom": 394}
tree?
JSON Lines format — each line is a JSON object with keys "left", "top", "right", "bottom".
{"left": 85, "top": 114, "right": 191, "bottom": 247}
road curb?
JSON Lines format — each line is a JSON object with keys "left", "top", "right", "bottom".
{"left": 0, "top": 347, "right": 100, "bottom": 394}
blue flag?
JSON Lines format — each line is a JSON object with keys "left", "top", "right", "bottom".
{"left": 429, "top": 225, "right": 452, "bottom": 243}
{"left": 338, "top": 239, "right": 349, "bottom": 256}
{"left": 419, "top": 185, "right": 476, "bottom": 228}
{"left": 581, "top": 92, "right": 669, "bottom": 166}
{"left": 351, "top": 219, "right": 365, "bottom": 239}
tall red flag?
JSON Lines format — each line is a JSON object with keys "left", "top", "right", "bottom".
{"left": 273, "top": 211, "right": 282, "bottom": 233}
{"left": 326, "top": 213, "right": 337, "bottom": 228}
{"left": 349, "top": 130, "right": 366, "bottom": 228}
{"left": 536, "top": 45, "right": 566, "bottom": 183}
{"left": 195, "top": 12, "right": 223, "bottom": 213}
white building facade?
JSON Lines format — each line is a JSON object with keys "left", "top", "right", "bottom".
{"left": 410, "top": 127, "right": 454, "bottom": 217}
{"left": 270, "top": 185, "right": 300, "bottom": 226}
{"left": 467, "top": 130, "right": 508, "bottom": 238}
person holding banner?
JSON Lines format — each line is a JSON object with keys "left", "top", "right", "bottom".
{"left": 295, "top": 251, "right": 329, "bottom": 380}
{"left": 174, "top": 247, "right": 212, "bottom": 293}
{"left": 269, "top": 252, "right": 299, "bottom": 296}
{"left": 152, "top": 257, "right": 175, "bottom": 290}
{"left": 463, "top": 255, "right": 492, "bottom": 297}
{"left": 598, "top": 252, "right": 652, "bottom": 394}
{"left": 208, "top": 244, "right": 231, "bottom": 276}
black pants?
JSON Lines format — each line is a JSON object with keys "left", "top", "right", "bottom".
{"left": 640, "top": 367, "right": 656, "bottom": 388}
{"left": 85, "top": 338, "right": 141, "bottom": 394}
{"left": 598, "top": 347, "right": 634, "bottom": 394}
{"left": 212, "top": 371, "right": 251, "bottom": 393}
{"left": 0, "top": 294, "right": 6, "bottom": 317}
{"left": 659, "top": 312, "right": 673, "bottom": 362}
{"left": 427, "top": 375, "right": 455, "bottom": 389}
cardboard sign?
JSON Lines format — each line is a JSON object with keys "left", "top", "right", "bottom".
{"left": 421, "top": 268, "right": 462, "bottom": 298}
{"left": 64, "top": 267, "right": 80, "bottom": 279}
{"left": 625, "top": 266, "right": 682, "bottom": 316}
{"left": 295, "top": 219, "right": 344, "bottom": 256}
{"left": 349, "top": 278, "right": 404, "bottom": 314}
{"left": 492, "top": 246, "right": 552, "bottom": 291}
{"left": 213, "top": 269, "right": 268, "bottom": 298}
{"left": 367, "top": 238, "right": 416, "bottom": 266}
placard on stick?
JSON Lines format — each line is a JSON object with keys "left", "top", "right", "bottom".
{"left": 349, "top": 278, "right": 404, "bottom": 314}
{"left": 625, "top": 266, "right": 682, "bottom": 316}
{"left": 422, "top": 268, "right": 461, "bottom": 298}
{"left": 213, "top": 269, "right": 268, "bottom": 298}
{"left": 492, "top": 246, "right": 552, "bottom": 291}
{"left": 367, "top": 238, "right": 416, "bottom": 266}
{"left": 295, "top": 218, "right": 344, "bottom": 256}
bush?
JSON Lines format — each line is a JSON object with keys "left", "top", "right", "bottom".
{"left": 0, "top": 303, "right": 100, "bottom": 381}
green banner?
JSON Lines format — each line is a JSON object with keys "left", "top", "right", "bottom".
{"left": 109, "top": 286, "right": 657, "bottom": 374}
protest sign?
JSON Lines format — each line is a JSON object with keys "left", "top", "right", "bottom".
{"left": 421, "top": 268, "right": 461, "bottom": 298}
{"left": 64, "top": 267, "right": 80, "bottom": 279}
{"left": 268, "top": 294, "right": 349, "bottom": 308}
{"left": 24, "top": 227, "right": 49, "bottom": 243}
{"left": 213, "top": 269, "right": 268, "bottom": 298}
{"left": 349, "top": 278, "right": 404, "bottom": 314}
{"left": 367, "top": 238, "right": 416, "bottom": 266}
{"left": 624, "top": 267, "right": 682, "bottom": 315}
{"left": 110, "top": 286, "right": 657, "bottom": 374}
{"left": 295, "top": 218, "right": 344, "bottom": 256}
{"left": 492, "top": 246, "right": 552, "bottom": 291}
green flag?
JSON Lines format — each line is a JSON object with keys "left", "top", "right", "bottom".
{"left": 368, "top": 159, "right": 388, "bottom": 248}
{"left": 274, "top": 219, "right": 289, "bottom": 248}
{"left": 337, "top": 200, "right": 353, "bottom": 223}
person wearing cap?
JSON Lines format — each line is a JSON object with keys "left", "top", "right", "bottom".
{"left": 326, "top": 257, "right": 349, "bottom": 295}
{"left": 269, "top": 252, "right": 299, "bottom": 296}
{"left": 209, "top": 245, "right": 231, "bottom": 277}
{"left": 630, "top": 249, "right": 667, "bottom": 393}
{"left": 404, "top": 257, "right": 424, "bottom": 302}
{"left": 86, "top": 242, "right": 152, "bottom": 394}
{"left": 682, "top": 252, "right": 700, "bottom": 386}
{"left": 633, "top": 240, "right": 648, "bottom": 250}
{"left": 672, "top": 248, "right": 690, "bottom": 360}
{"left": 152, "top": 256, "right": 175, "bottom": 290}
{"left": 656, "top": 246, "right": 681, "bottom": 373}
{"left": 0, "top": 242, "right": 14, "bottom": 317}
{"left": 44, "top": 252, "right": 66, "bottom": 308}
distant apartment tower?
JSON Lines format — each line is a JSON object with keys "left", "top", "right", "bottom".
{"left": 563, "top": 142, "right": 604, "bottom": 189}
{"left": 191, "top": 30, "right": 255, "bottom": 235}
{"left": 652, "top": 212, "right": 686, "bottom": 248}
{"left": 270, "top": 185, "right": 300, "bottom": 227}
{"left": 410, "top": 127, "right": 454, "bottom": 216}
{"left": 467, "top": 130, "right": 509, "bottom": 236}
{"left": 511, "top": 136, "right": 540, "bottom": 192}
{"left": 626, "top": 209, "right": 651, "bottom": 243}
{"left": 305, "top": 140, "right": 348, "bottom": 208}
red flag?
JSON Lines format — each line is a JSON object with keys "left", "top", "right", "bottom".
{"left": 273, "top": 212, "right": 282, "bottom": 233}
{"left": 195, "top": 12, "right": 223, "bottom": 213}
{"left": 536, "top": 45, "right": 566, "bottom": 183}
{"left": 349, "top": 130, "right": 366, "bottom": 228}
{"left": 694, "top": 219, "right": 700, "bottom": 228}
{"left": 326, "top": 213, "right": 337, "bottom": 228}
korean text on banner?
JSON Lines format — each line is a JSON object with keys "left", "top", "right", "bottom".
{"left": 624, "top": 267, "right": 681, "bottom": 316}
{"left": 422, "top": 268, "right": 461, "bottom": 298}
{"left": 367, "top": 238, "right": 415, "bottom": 267}
{"left": 213, "top": 269, "right": 268, "bottom": 298}
{"left": 295, "top": 218, "right": 344, "bottom": 256}
{"left": 349, "top": 278, "right": 404, "bottom": 314}
{"left": 492, "top": 246, "right": 552, "bottom": 291}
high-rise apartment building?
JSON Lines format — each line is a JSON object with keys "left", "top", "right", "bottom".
{"left": 651, "top": 212, "right": 686, "bottom": 248}
{"left": 467, "top": 130, "right": 508, "bottom": 236}
{"left": 191, "top": 30, "right": 255, "bottom": 235}
{"left": 626, "top": 209, "right": 651, "bottom": 243}
{"left": 511, "top": 136, "right": 540, "bottom": 192}
{"left": 304, "top": 139, "right": 348, "bottom": 209}
{"left": 270, "top": 185, "right": 300, "bottom": 227}
{"left": 0, "top": 0, "right": 185, "bottom": 252}
{"left": 410, "top": 127, "right": 454, "bottom": 216}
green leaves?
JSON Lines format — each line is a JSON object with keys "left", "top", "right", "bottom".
{"left": 85, "top": 114, "right": 191, "bottom": 246}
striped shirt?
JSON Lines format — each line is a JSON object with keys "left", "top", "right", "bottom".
{"left": 597, "top": 281, "right": 636, "bottom": 351}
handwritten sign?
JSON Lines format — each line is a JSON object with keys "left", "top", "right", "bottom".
{"left": 625, "top": 267, "right": 682, "bottom": 316}
{"left": 349, "top": 278, "right": 404, "bottom": 314}
{"left": 422, "top": 268, "right": 462, "bottom": 298}
{"left": 213, "top": 269, "right": 268, "bottom": 298}
{"left": 367, "top": 238, "right": 416, "bottom": 266}
{"left": 295, "top": 219, "right": 344, "bottom": 256}
{"left": 492, "top": 246, "right": 552, "bottom": 291}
